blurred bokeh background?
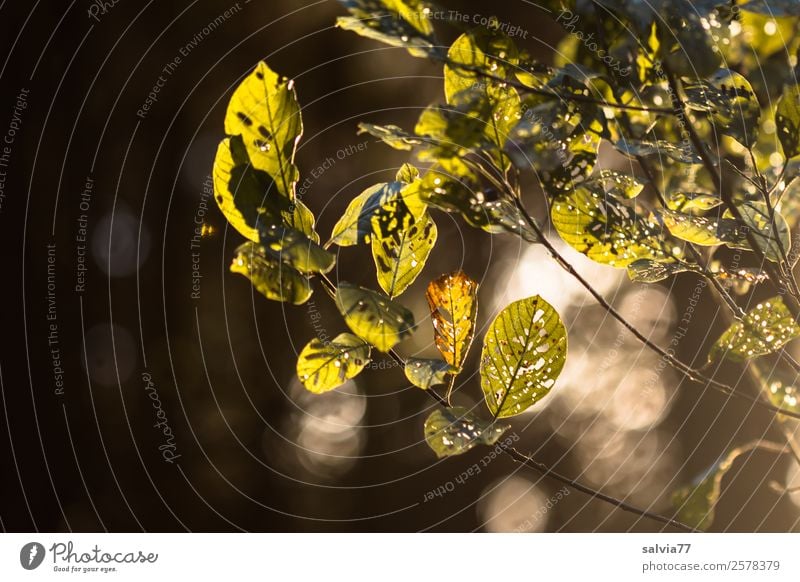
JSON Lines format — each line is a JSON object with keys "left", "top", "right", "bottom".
{"left": 1, "top": 0, "right": 799, "bottom": 532}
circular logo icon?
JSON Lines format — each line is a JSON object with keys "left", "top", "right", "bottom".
{"left": 20, "top": 542, "right": 46, "bottom": 570}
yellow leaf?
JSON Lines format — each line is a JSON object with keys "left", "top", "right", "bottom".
{"left": 224, "top": 61, "right": 302, "bottom": 199}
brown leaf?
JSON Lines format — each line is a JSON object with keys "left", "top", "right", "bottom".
{"left": 425, "top": 271, "right": 479, "bottom": 372}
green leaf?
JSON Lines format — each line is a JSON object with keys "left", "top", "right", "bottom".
{"left": 481, "top": 295, "right": 567, "bottom": 418}
{"left": 224, "top": 61, "right": 302, "bottom": 199}
{"left": 709, "top": 296, "right": 800, "bottom": 362}
{"left": 423, "top": 407, "right": 509, "bottom": 458}
{"left": 418, "top": 163, "right": 539, "bottom": 243}
{"left": 330, "top": 181, "right": 424, "bottom": 247}
{"left": 426, "top": 271, "right": 479, "bottom": 372}
{"left": 672, "top": 444, "right": 758, "bottom": 531}
{"left": 335, "top": 282, "right": 415, "bottom": 351}
{"left": 551, "top": 185, "right": 670, "bottom": 268}
{"left": 259, "top": 224, "right": 336, "bottom": 274}
{"left": 627, "top": 258, "right": 694, "bottom": 283}
{"left": 656, "top": 9, "right": 721, "bottom": 78}
{"left": 776, "top": 84, "right": 800, "bottom": 160}
{"left": 684, "top": 69, "right": 761, "bottom": 148}
{"left": 444, "top": 31, "right": 518, "bottom": 104}
{"left": 230, "top": 242, "right": 312, "bottom": 305}
{"left": 213, "top": 136, "right": 292, "bottom": 242}
{"left": 283, "top": 199, "right": 320, "bottom": 242}
{"left": 591, "top": 170, "right": 645, "bottom": 199}
{"left": 372, "top": 211, "right": 438, "bottom": 297}
{"left": 659, "top": 208, "right": 743, "bottom": 247}
{"left": 443, "top": 32, "right": 522, "bottom": 160}
{"left": 667, "top": 191, "right": 722, "bottom": 212}
{"left": 736, "top": 201, "right": 792, "bottom": 263}
{"left": 336, "top": 0, "right": 437, "bottom": 58}
{"left": 296, "top": 333, "right": 371, "bottom": 393}
{"left": 395, "top": 163, "right": 420, "bottom": 184}
{"left": 614, "top": 138, "right": 702, "bottom": 164}
{"left": 405, "top": 358, "right": 457, "bottom": 390}
{"left": 357, "top": 122, "right": 423, "bottom": 150}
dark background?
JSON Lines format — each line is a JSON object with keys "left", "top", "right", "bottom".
{"left": 0, "top": 0, "right": 797, "bottom": 532}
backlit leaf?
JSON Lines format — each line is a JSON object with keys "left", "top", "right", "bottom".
{"left": 627, "top": 258, "right": 694, "bottom": 283}
{"left": 335, "top": 282, "right": 415, "bottom": 351}
{"left": 284, "top": 199, "right": 320, "bottom": 242}
{"left": 213, "top": 136, "right": 292, "bottom": 242}
{"left": 230, "top": 242, "right": 312, "bottom": 305}
{"left": 614, "top": 138, "right": 702, "bottom": 164}
{"left": 405, "top": 358, "right": 457, "bottom": 390}
{"left": 259, "top": 224, "right": 336, "bottom": 274}
{"left": 481, "top": 295, "right": 567, "bottom": 418}
{"left": 684, "top": 69, "right": 761, "bottom": 148}
{"left": 551, "top": 184, "right": 670, "bottom": 268}
{"left": 357, "top": 122, "right": 424, "bottom": 151}
{"left": 418, "top": 164, "right": 538, "bottom": 242}
{"left": 709, "top": 296, "right": 800, "bottom": 362}
{"left": 296, "top": 333, "right": 371, "bottom": 393}
{"left": 224, "top": 61, "right": 302, "bottom": 199}
{"left": 336, "top": 0, "right": 438, "bottom": 58}
{"left": 423, "top": 407, "right": 509, "bottom": 458}
{"left": 776, "top": 84, "right": 800, "bottom": 160}
{"left": 372, "top": 211, "right": 438, "bottom": 297}
{"left": 426, "top": 271, "right": 479, "bottom": 372}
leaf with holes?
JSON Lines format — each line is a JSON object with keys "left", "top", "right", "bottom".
{"left": 296, "top": 333, "right": 371, "bottom": 393}
{"left": 659, "top": 208, "right": 744, "bottom": 247}
{"left": 417, "top": 163, "right": 538, "bottom": 243}
{"left": 423, "top": 407, "right": 509, "bottom": 458}
{"left": 230, "top": 242, "right": 312, "bottom": 305}
{"left": 776, "top": 84, "right": 800, "bottom": 160}
{"left": 551, "top": 184, "right": 670, "bottom": 268}
{"left": 481, "top": 295, "right": 567, "bottom": 418}
{"left": 614, "top": 138, "right": 702, "bottom": 164}
{"left": 709, "top": 296, "right": 800, "bottom": 363}
{"left": 213, "top": 135, "right": 292, "bottom": 242}
{"left": 372, "top": 212, "right": 437, "bottom": 297}
{"left": 684, "top": 69, "right": 761, "bottom": 148}
{"left": 672, "top": 444, "right": 759, "bottom": 531}
{"left": 330, "top": 181, "right": 424, "bottom": 247}
{"left": 224, "top": 61, "right": 302, "bottom": 199}
{"left": 336, "top": 0, "right": 437, "bottom": 58}
{"left": 405, "top": 358, "right": 457, "bottom": 390}
{"left": 335, "top": 282, "right": 415, "bottom": 351}
{"left": 426, "top": 271, "right": 479, "bottom": 372}
{"left": 627, "top": 258, "right": 695, "bottom": 283}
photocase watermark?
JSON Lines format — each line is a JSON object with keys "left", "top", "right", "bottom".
{"left": 142, "top": 371, "right": 181, "bottom": 464}
{"left": 511, "top": 486, "right": 570, "bottom": 532}
{"left": 556, "top": 10, "right": 631, "bottom": 77}
{"left": 87, "top": 0, "right": 121, "bottom": 23}
{"left": 423, "top": 432, "right": 521, "bottom": 502}
{"left": 20, "top": 542, "right": 46, "bottom": 571}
